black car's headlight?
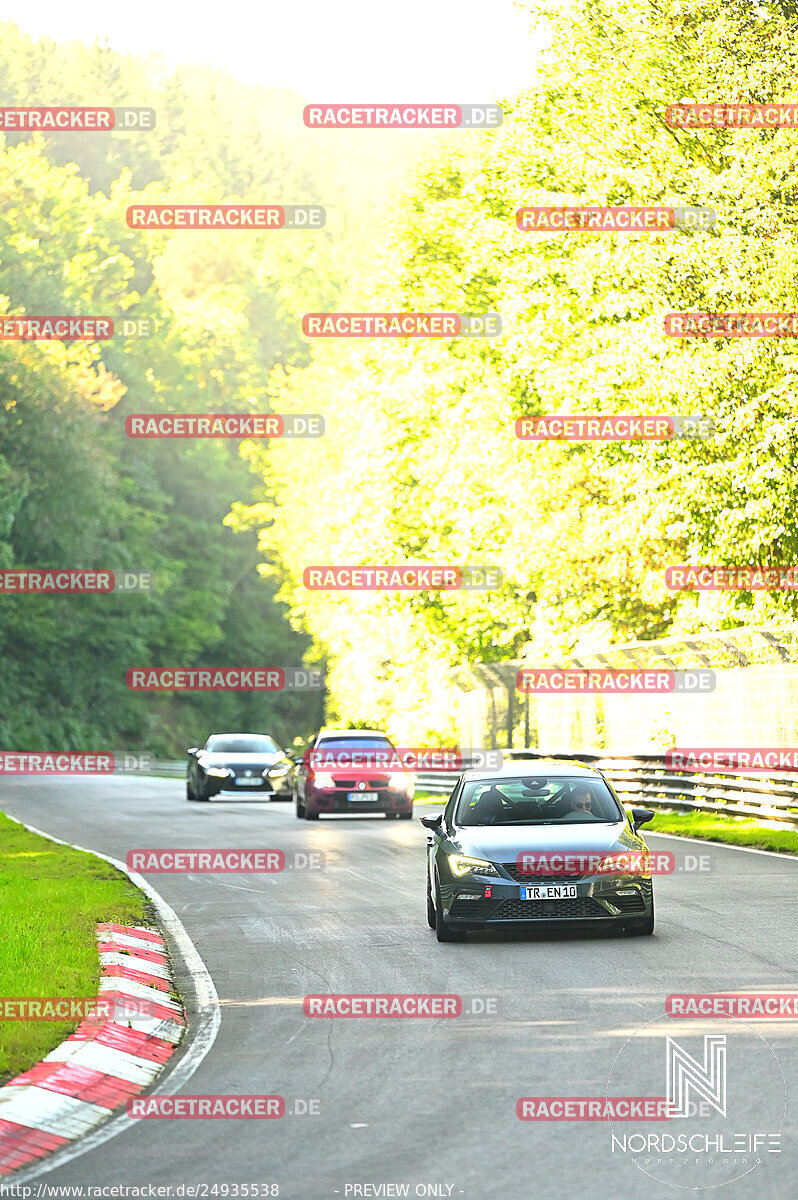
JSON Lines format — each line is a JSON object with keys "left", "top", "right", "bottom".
{"left": 206, "top": 766, "right": 232, "bottom": 779}
{"left": 447, "top": 854, "right": 500, "bottom": 877}
{"left": 264, "top": 764, "right": 291, "bottom": 779}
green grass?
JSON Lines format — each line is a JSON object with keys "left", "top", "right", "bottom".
{"left": 642, "top": 809, "right": 798, "bottom": 855}
{"left": 0, "top": 811, "right": 149, "bottom": 1082}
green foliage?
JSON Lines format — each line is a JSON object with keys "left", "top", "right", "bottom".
{"left": 0, "top": 27, "right": 343, "bottom": 753}
{"left": 240, "top": 0, "right": 798, "bottom": 738}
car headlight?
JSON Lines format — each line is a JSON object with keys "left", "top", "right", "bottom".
{"left": 265, "top": 765, "right": 291, "bottom": 778}
{"left": 388, "top": 771, "right": 413, "bottom": 794}
{"left": 312, "top": 771, "right": 335, "bottom": 788}
{"left": 597, "top": 853, "right": 651, "bottom": 876}
{"left": 448, "top": 854, "right": 500, "bottom": 877}
{"left": 206, "top": 767, "right": 231, "bottom": 779}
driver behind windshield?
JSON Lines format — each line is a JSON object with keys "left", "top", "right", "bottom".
{"left": 458, "top": 777, "right": 619, "bottom": 824}
{"left": 566, "top": 784, "right": 596, "bottom": 815}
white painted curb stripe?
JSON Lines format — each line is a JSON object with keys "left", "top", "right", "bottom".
{"left": 0, "top": 1088, "right": 110, "bottom": 1139}
{"left": 97, "top": 932, "right": 166, "bottom": 952}
{"left": 99, "top": 952, "right": 171, "bottom": 979}
{"left": 42, "top": 1041, "right": 164, "bottom": 1086}
{"left": 96, "top": 977, "right": 182, "bottom": 1009}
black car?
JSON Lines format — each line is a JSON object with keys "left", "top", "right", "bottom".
{"left": 186, "top": 733, "right": 295, "bottom": 801}
{"left": 422, "top": 761, "right": 655, "bottom": 941}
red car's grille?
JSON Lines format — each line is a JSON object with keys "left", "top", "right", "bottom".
{"left": 332, "top": 775, "right": 389, "bottom": 789}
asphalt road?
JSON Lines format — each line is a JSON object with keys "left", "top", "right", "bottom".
{"left": 1, "top": 776, "right": 797, "bottom": 1200}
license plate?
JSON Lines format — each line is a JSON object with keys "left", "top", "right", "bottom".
{"left": 521, "top": 884, "right": 577, "bottom": 900}
{"left": 348, "top": 792, "right": 375, "bottom": 802}
{"left": 235, "top": 778, "right": 262, "bottom": 787}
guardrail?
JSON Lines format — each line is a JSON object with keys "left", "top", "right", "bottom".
{"left": 142, "top": 754, "right": 798, "bottom": 825}
{"left": 416, "top": 751, "right": 798, "bottom": 826}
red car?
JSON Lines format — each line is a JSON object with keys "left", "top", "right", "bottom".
{"left": 294, "top": 728, "right": 414, "bottom": 820}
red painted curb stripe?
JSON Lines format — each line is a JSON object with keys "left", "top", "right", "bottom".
{"left": 95, "top": 989, "right": 184, "bottom": 1025}
{"left": 65, "top": 1021, "right": 179, "bottom": 1061}
{"left": 6, "top": 1062, "right": 140, "bottom": 1109}
{"left": 97, "top": 941, "right": 167, "bottom": 965}
{"left": 96, "top": 923, "right": 164, "bottom": 945}
{"left": 0, "top": 1119, "right": 69, "bottom": 1173}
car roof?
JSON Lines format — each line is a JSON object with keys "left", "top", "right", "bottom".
{"left": 315, "top": 728, "right": 389, "bottom": 738}
{"left": 206, "top": 732, "right": 274, "bottom": 739}
{"left": 461, "top": 758, "right": 604, "bottom": 781}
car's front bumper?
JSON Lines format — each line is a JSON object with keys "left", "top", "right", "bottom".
{"left": 308, "top": 788, "right": 413, "bottom": 814}
{"left": 440, "top": 870, "right": 653, "bottom": 927}
{"left": 204, "top": 775, "right": 292, "bottom": 798}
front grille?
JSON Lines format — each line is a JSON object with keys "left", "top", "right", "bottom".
{"left": 333, "top": 776, "right": 389, "bottom": 789}
{"left": 491, "top": 897, "right": 607, "bottom": 920}
{"left": 610, "top": 893, "right": 647, "bottom": 913}
{"left": 502, "top": 863, "right": 584, "bottom": 883}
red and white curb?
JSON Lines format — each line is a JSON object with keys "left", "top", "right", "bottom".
{"left": 0, "top": 923, "right": 185, "bottom": 1175}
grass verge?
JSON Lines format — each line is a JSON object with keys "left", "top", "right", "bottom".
{"left": 0, "top": 810, "right": 149, "bottom": 1083}
{"left": 646, "top": 809, "right": 798, "bottom": 855}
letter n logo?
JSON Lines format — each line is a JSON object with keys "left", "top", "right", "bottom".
{"left": 666, "top": 1035, "right": 726, "bottom": 1118}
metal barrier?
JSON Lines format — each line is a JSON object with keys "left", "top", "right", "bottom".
{"left": 415, "top": 751, "right": 798, "bottom": 826}
{"left": 138, "top": 755, "right": 798, "bottom": 825}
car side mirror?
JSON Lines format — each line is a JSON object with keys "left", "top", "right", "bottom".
{"left": 630, "top": 807, "right": 655, "bottom": 831}
{"left": 420, "top": 814, "right": 443, "bottom": 831}
{"left": 187, "top": 747, "right": 199, "bottom": 756}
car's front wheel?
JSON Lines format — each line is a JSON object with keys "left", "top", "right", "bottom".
{"left": 186, "top": 779, "right": 196, "bottom": 801}
{"left": 434, "top": 874, "right": 466, "bottom": 942}
{"left": 304, "top": 805, "right": 319, "bottom": 820}
{"left": 398, "top": 809, "right": 413, "bottom": 819}
{"left": 426, "top": 874, "right": 436, "bottom": 929}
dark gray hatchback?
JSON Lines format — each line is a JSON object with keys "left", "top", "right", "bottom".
{"left": 422, "top": 762, "right": 655, "bottom": 942}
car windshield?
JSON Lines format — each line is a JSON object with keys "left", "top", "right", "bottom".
{"left": 311, "top": 736, "right": 396, "bottom": 766}
{"left": 205, "top": 736, "right": 279, "bottom": 754}
{"left": 454, "top": 775, "right": 623, "bottom": 825}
